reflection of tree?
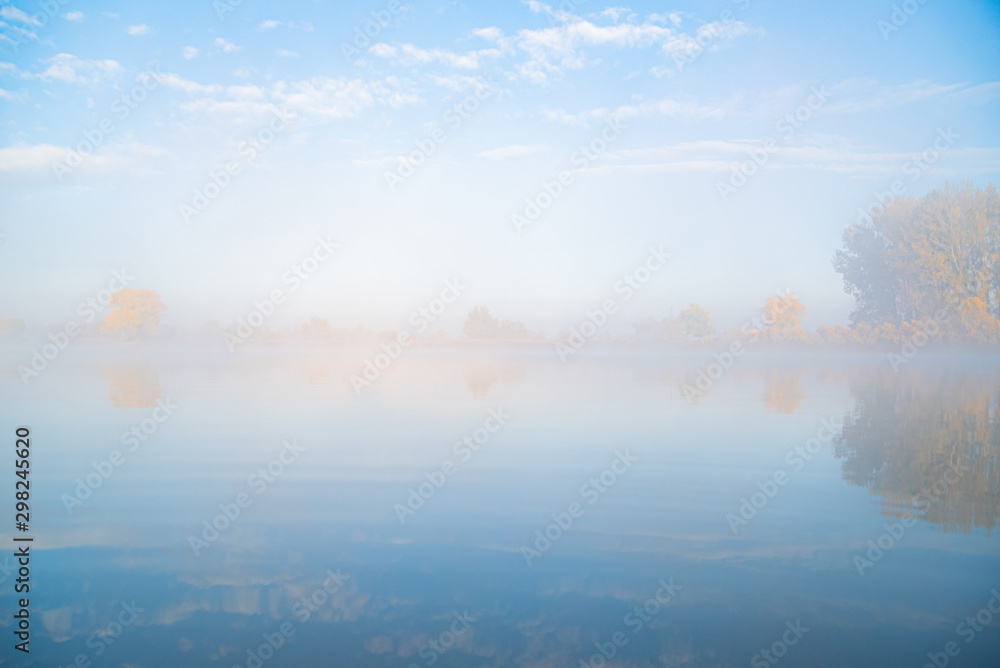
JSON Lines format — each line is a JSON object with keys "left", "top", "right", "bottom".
{"left": 105, "top": 365, "right": 163, "bottom": 408}
{"left": 835, "top": 370, "right": 999, "bottom": 533}
{"left": 762, "top": 369, "right": 806, "bottom": 414}
{"left": 463, "top": 361, "right": 527, "bottom": 397}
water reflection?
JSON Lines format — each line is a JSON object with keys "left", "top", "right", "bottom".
{"left": 835, "top": 367, "right": 1000, "bottom": 534}
{"left": 104, "top": 363, "right": 163, "bottom": 408}
{"left": 3, "top": 350, "right": 998, "bottom": 667}
{"left": 762, "top": 367, "right": 807, "bottom": 415}
{"left": 462, "top": 360, "right": 528, "bottom": 397}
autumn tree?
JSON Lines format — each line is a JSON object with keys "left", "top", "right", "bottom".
{"left": 679, "top": 304, "right": 714, "bottom": 341}
{"left": 758, "top": 293, "right": 808, "bottom": 343}
{"left": 833, "top": 182, "right": 1000, "bottom": 341}
{"left": 101, "top": 289, "right": 166, "bottom": 336}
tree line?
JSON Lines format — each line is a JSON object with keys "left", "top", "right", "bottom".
{"left": 2, "top": 183, "right": 996, "bottom": 346}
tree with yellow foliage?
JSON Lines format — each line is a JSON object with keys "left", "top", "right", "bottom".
{"left": 101, "top": 289, "right": 166, "bottom": 337}
{"left": 758, "top": 293, "right": 809, "bottom": 343}
{"left": 833, "top": 182, "right": 1000, "bottom": 343}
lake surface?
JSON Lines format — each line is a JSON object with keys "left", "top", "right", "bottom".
{"left": 2, "top": 347, "right": 998, "bottom": 667}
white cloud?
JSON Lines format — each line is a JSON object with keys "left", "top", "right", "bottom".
{"left": 62, "top": 11, "right": 84, "bottom": 22}
{"left": 374, "top": 6, "right": 758, "bottom": 84}
{"left": 37, "top": 54, "right": 122, "bottom": 85}
{"left": 599, "top": 8, "right": 635, "bottom": 22}
{"left": 824, "top": 79, "right": 974, "bottom": 115}
{"left": 425, "top": 72, "right": 495, "bottom": 92}
{"left": 657, "top": 19, "right": 760, "bottom": 67}
{"left": 0, "top": 141, "right": 167, "bottom": 175}
{"left": 183, "top": 46, "right": 199, "bottom": 60}
{"left": 165, "top": 74, "right": 422, "bottom": 123}
{"left": 472, "top": 27, "right": 504, "bottom": 42}
{"left": 257, "top": 19, "right": 313, "bottom": 31}
{"left": 567, "top": 136, "right": 1000, "bottom": 179}
{"left": 276, "top": 49, "right": 300, "bottom": 58}
{"left": 0, "top": 6, "right": 40, "bottom": 26}
{"left": 127, "top": 24, "right": 150, "bottom": 36}
{"left": 159, "top": 73, "right": 222, "bottom": 95}
{"left": 271, "top": 77, "right": 419, "bottom": 119}
{"left": 369, "top": 43, "right": 397, "bottom": 58}
{"left": 0, "top": 143, "right": 64, "bottom": 171}
{"left": 226, "top": 84, "right": 267, "bottom": 100}
{"left": 944, "top": 81, "right": 1000, "bottom": 104}
{"left": 215, "top": 38, "right": 242, "bottom": 53}
{"left": 371, "top": 43, "right": 502, "bottom": 69}
{"left": 0, "top": 62, "right": 26, "bottom": 76}
{"left": 541, "top": 95, "right": 727, "bottom": 126}
{"left": 0, "top": 24, "right": 39, "bottom": 45}
{"left": 477, "top": 144, "right": 550, "bottom": 160}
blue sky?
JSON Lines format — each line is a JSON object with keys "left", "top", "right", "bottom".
{"left": 1, "top": 0, "right": 998, "bottom": 334}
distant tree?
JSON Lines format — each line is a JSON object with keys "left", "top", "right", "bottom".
{"left": 758, "top": 293, "right": 809, "bottom": 343}
{"left": 464, "top": 307, "right": 500, "bottom": 338}
{"left": 679, "top": 304, "right": 714, "bottom": 341}
{"left": 101, "top": 289, "right": 166, "bottom": 336}
{"left": 0, "top": 318, "right": 24, "bottom": 337}
{"left": 632, "top": 316, "right": 688, "bottom": 343}
{"left": 463, "top": 307, "right": 538, "bottom": 339}
{"left": 301, "top": 317, "right": 333, "bottom": 339}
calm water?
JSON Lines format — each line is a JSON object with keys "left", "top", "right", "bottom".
{"left": 2, "top": 347, "right": 998, "bottom": 667}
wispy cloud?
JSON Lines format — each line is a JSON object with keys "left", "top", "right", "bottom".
{"left": 159, "top": 73, "right": 223, "bottom": 95}
{"left": 214, "top": 37, "right": 242, "bottom": 53}
{"left": 37, "top": 54, "right": 122, "bottom": 85}
{"left": 542, "top": 96, "right": 727, "bottom": 126}
{"left": 369, "top": 43, "right": 502, "bottom": 70}
{"left": 127, "top": 24, "right": 151, "bottom": 36}
{"left": 370, "top": 3, "right": 758, "bottom": 84}
{"left": 0, "top": 141, "right": 168, "bottom": 175}
{"left": 477, "top": 144, "right": 550, "bottom": 160}
{"left": 0, "top": 6, "right": 41, "bottom": 26}
{"left": 161, "top": 73, "right": 422, "bottom": 123}
{"left": 257, "top": 19, "right": 313, "bottom": 32}
{"left": 824, "top": 79, "right": 998, "bottom": 115}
